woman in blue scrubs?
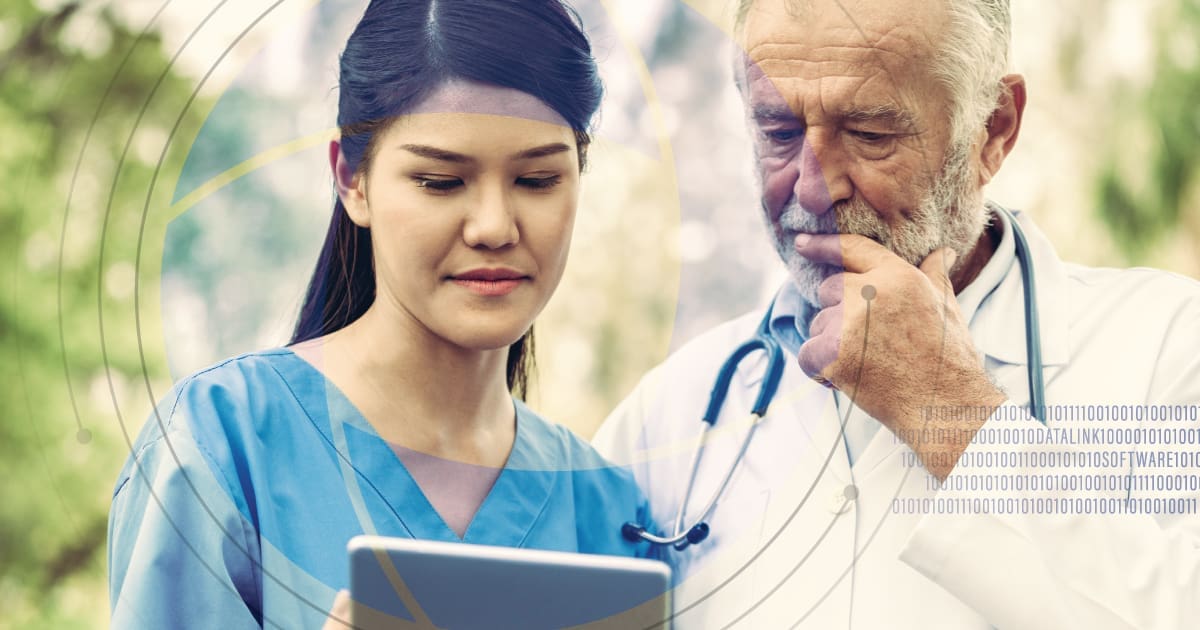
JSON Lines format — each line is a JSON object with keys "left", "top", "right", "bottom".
{"left": 107, "top": 1, "right": 655, "bottom": 627}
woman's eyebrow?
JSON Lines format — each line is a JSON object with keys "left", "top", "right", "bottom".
{"left": 398, "top": 142, "right": 571, "bottom": 163}
{"left": 400, "top": 144, "right": 472, "bottom": 163}
{"left": 512, "top": 143, "right": 571, "bottom": 160}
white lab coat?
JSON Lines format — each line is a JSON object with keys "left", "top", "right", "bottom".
{"left": 594, "top": 211, "right": 1200, "bottom": 629}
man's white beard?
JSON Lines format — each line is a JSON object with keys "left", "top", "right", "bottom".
{"left": 767, "top": 140, "right": 987, "bottom": 307}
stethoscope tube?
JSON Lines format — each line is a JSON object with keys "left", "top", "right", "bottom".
{"left": 996, "top": 205, "right": 1047, "bottom": 423}
{"left": 622, "top": 336, "right": 785, "bottom": 550}
{"left": 624, "top": 206, "right": 1047, "bottom": 551}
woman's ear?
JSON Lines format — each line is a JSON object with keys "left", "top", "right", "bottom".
{"left": 329, "top": 138, "right": 370, "bottom": 227}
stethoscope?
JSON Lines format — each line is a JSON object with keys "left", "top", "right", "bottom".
{"left": 622, "top": 205, "right": 1046, "bottom": 551}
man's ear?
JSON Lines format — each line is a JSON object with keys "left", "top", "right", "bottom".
{"left": 329, "top": 138, "right": 370, "bottom": 227}
{"left": 977, "top": 74, "right": 1026, "bottom": 186}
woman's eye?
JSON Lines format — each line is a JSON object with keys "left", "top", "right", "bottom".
{"left": 414, "top": 177, "right": 462, "bottom": 191}
{"left": 516, "top": 175, "right": 562, "bottom": 190}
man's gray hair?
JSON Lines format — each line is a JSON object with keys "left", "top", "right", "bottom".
{"left": 937, "top": 0, "right": 1011, "bottom": 147}
{"left": 733, "top": 0, "right": 1012, "bottom": 146}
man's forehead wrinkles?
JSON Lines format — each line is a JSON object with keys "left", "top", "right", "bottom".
{"left": 746, "top": 63, "right": 894, "bottom": 97}
{"left": 748, "top": 73, "right": 920, "bottom": 126}
{"left": 745, "top": 60, "right": 882, "bottom": 95}
{"left": 748, "top": 57, "right": 880, "bottom": 82}
{"left": 746, "top": 41, "right": 918, "bottom": 68}
{"left": 745, "top": 53, "right": 917, "bottom": 97}
{"left": 743, "top": 15, "right": 932, "bottom": 62}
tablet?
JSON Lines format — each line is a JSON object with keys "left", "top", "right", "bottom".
{"left": 348, "top": 535, "right": 672, "bottom": 629}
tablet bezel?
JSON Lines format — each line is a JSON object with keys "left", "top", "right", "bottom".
{"left": 347, "top": 535, "right": 672, "bottom": 629}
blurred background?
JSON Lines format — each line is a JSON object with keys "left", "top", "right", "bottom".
{"left": 2, "top": 0, "right": 1197, "bottom": 626}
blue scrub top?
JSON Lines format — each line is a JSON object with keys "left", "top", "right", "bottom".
{"left": 108, "top": 349, "right": 655, "bottom": 629}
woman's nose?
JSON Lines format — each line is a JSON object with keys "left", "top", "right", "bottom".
{"left": 463, "top": 184, "right": 519, "bottom": 249}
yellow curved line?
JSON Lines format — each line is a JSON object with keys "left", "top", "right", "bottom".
{"left": 680, "top": 0, "right": 736, "bottom": 34}
{"left": 168, "top": 127, "right": 335, "bottom": 219}
{"left": 328, "top": 409, "right": 436, "bottom": 627}
{"left": 596, "top": 0, "right": 678, "bottom": 185}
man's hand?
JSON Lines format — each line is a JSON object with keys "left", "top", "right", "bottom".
{"left": 794, "top": 233, "right": 1006, "bottom": 479}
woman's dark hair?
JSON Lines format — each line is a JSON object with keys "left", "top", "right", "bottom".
{"left": 291, "top": 0, "right": 602, "bottom": 399}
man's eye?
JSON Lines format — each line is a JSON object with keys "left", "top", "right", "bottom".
{"left": 516, "top": 175, "right": 562, "bottom": 190}
{"left": 850, "top": 130, "right": 889, "bottom": 143}
{"left": 414, "top": 177, "right": 462, "bottom": 191}
{"left": 763, "top": 129, "right": 803, "bottom": 143}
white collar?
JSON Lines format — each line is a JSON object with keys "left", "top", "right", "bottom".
{"left": 971, "top": 206, "right": 1072, "bottom": 366}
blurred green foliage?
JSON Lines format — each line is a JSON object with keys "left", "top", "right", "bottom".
{"left": 1, "top": 1, "right": 203, "bottom": 626}
{"left": 1, "top": 0, "right": 1199, "bottom": 628}
{"left": 1095, "top": 0, "right": 1200, "bottom": 260}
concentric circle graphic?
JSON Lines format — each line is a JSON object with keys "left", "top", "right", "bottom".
{"left": 9, "top": 0, "right": 1200, "bottom": 627}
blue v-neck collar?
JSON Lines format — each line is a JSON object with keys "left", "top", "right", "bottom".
{"left": 270, "top": 348, "right": 557, "bottom": 547}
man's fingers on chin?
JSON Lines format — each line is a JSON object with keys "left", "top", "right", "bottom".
{"left": 808, "top": 303, "right": 842, "bottom": 339}
{"left": 817, "top": 274, "right": 846, "bottom": 308}
{"left": 797, "top": 345, "right": 822, "bottom": 380}
{"left": 837, "top": 233, "right": 901, "bottom": 272}
{"left": 797, "top": 334, "right": 839, "bottom": 381}
{"left": 794, "top": 233, "right": 844, "bottom": 266}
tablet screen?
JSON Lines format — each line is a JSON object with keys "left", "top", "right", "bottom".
{"left": 348, "top": 536, "right": 672, "bottom": 629}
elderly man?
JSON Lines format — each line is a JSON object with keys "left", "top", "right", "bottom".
{"left": 594, "top": 0, "right": 1200, "bottom": 627}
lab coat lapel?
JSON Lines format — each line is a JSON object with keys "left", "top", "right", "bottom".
{"left": 740, "top": 371, "right": 858, "bottom": 627}
{"left": 848, "top": 400, "right": 902, "bottom": 476}
{"left": 972, "top": 211, "right": 1071, "bottom": 368}
{"left": 673, "top": 361, "right": 859, "bottom": 628}
{"left": 741, "top": 350, "right": 853, "bottom": 487}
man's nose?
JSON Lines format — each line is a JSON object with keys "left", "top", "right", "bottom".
{"left": 463, "top": 184, "right": 519, "bottom": 249}
{"left": 793, "top": 134, "right": 849, "bottom": 215}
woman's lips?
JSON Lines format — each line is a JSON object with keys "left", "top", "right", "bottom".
{"left": 450, "top": 268, "right": 527, "bottom": 296}
{"left": 452, "top": 278, "right": 523, "bottom": 296}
